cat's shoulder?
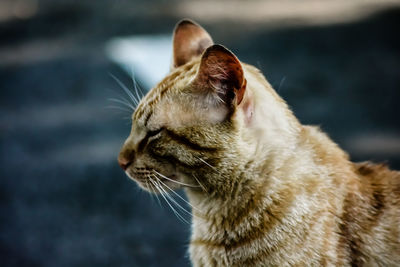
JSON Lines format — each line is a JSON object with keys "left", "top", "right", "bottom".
{"left": 353, "top": 161, "right": 400, "bottom": 207}
{"left": 354, "top": 161, "right": 400, "bottom": 189}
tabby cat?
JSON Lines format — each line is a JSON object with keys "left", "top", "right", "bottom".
{"left": 118, "top": 19, "right": 400, "bottom": 266}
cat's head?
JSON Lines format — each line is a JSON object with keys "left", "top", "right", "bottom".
{"left": 118, "top": 19, "right": 299, "bottom": 196}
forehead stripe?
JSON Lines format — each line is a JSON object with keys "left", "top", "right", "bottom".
{"left": 144, "top": 111, "right": 153, "bottom": 127}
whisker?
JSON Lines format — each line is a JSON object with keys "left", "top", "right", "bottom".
{"left": 196, "top": 157, "right": 220, "bottom": 174}
{"left": 156, "top": 176, "right": 201, "bottom": 212}
{"left": 152, "top": 170, "right": 200, "bottom": 188}
{"left": 192, "top": 174, "right": 208, "bottom": 195}
{"left": 109, "top": 73, "right": 140, "bottom": 106}
{"left": 130, "top": 69, "right": 145, "bottom": 101}
{"left": 146, "top": 177, "right": 162, "bottom": 207}
{"left": 154, "top": 178, "right": 193, "bottom": 217}
{"left": 148, "top": 175, "right": 163, "bottom": 207}
{"left": 151, "top": 179, "right": 184, "bottom": 219}
{"left": 150, "top": 179, "right": 190, "bottom": 224}
{"left": 106, "top": 88, "right": 136, "bottom": 108}
{"left": 108, "top": 97, "right": 135, "bottom": 110}
{"left": 277, "top": 76, "right": 287, "bottom": 93}
{"left": 105, "top": 105, "right": 132, "bottom": 113}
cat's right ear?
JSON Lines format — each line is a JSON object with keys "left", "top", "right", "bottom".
{"left": 172, "top": 19, "right": 213, "bottom": 68}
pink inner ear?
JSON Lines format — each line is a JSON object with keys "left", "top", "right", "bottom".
{"left": 195, "top": 45, "right": 245, "bottom": 106}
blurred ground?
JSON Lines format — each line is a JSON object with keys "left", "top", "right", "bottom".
{"left": 0, "top": 1, "right": 399, "bottom": 267}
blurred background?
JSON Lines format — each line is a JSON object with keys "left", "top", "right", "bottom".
{"left": 1, "top": 0, "right": 399, "bottom": 266}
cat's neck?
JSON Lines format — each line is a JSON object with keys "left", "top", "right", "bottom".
{"left": 185, "top": 125, "right": 351, "bottom": 244}
{"left": 185, "top": 128, "right": 306, "bottom": 216}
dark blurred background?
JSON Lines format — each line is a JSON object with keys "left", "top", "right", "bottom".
{"left": 1, "top": 0, "right": 399, "bottom": 266}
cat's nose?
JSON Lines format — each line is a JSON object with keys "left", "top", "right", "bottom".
{"left": 118, "top": 156, "right": 131, "bottom": 171}
{"left": 118, "top": 149, "right": 134, "bottom": 171}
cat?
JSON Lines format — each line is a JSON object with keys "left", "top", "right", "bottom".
{"left": 118, "top": 19, "right": 400, "bottom": 266}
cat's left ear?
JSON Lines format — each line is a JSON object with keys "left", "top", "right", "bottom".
{"left": 172, "top": 19, "right": 214, "bottom": 68}
{"left": 193, "top": 44, "right": 246, "bottom": 107}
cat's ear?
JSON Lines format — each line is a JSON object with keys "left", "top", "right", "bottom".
{"left": 193, "top": 44, "right": 246, "bottom": 106}
{"left": 172, "top": 19, "right": 213, "bottom": 68}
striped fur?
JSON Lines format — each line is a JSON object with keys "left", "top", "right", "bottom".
{"left": 118, "top": 20, "right": 400, "bottom": 266}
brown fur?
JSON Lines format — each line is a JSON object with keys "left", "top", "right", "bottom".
{"left": 118, "top": 19, "right": 400, "bottom": 266}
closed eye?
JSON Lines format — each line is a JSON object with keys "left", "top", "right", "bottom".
{"left": 137, "top": 127, "right": 163, "bottom": 152}
{"left": 147, "top": 128, "right": 163, "bottom": 137}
